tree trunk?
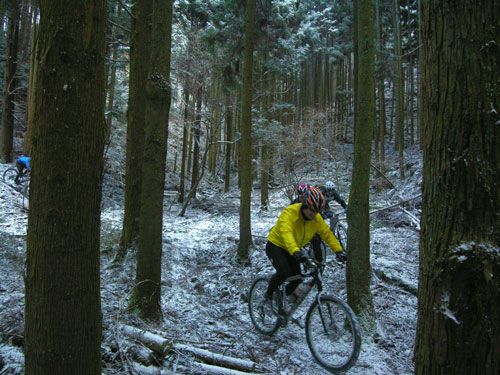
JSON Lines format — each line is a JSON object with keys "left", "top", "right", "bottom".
{"left": 178, "top": 89, "right": 189, "bottom": 203}
{"left": 134, "top": 0, "right": 173, "bottom": 322}
{"left": 0, "top": 2, "right": 19, "bottom": 162}
{"left": 236, "top": 0, "right": 256, "bottom": 262}
{"left": 117, "top": 0, "right": 153, "bottom": 259}
{"left": 24, "top": 0, "right": 106, "bottom": 373}
{"left": 393, "top": 0, "right": 405, "bottom": 178}
{"left": 347, "top": 0, "right": 377, "bottom": 328}
{"left": 191, "top": 87, "right": 202, "bottom": 195}
{"left": 224, "top": 95, "right": 233, "bottom": 193}
{"left": 23, "top": 6, "right": 39, "bottom": 156}
{"left": 105, "top": 6, "right": 121, "bottom": 142}
{"left": 414, "top": 1, "right": 500, "bottom": 374}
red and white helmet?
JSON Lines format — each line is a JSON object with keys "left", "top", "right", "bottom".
{"left": 296, "top": 183, "right": 310, "bottom": 196}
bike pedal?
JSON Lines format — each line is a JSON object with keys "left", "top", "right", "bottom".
{"left": 278, "top": 315, "right": 288, "bottom": 327}
{"left": 291, "top": 318, "right": 304, "bottom": 329}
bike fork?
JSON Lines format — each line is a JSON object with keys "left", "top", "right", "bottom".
{"left": 315, "top": 293, "right": 334, "bottom": 333}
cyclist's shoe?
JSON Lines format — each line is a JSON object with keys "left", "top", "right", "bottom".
{"left": 287, "top": 292, "right": 298, "bottom": 305}
{"left": 261, "top": 295, "right": 274, "bottom": 316}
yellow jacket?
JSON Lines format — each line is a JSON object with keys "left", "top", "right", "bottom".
{"left": 267, "top": 203, "right": 343, "bottom": 256}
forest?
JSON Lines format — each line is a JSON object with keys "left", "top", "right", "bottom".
{"left": 0, "top": 0, "right": 499, "bottom": 374}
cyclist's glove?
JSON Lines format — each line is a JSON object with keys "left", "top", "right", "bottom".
{"left": 344, "top": 207, "right": 348, "bottom": 214}
{"left": 325, "top": 211, "right": 333, "bottom": 218}
{"left": 335, "top": 250, "right": 347, "bottom": 263}
{"left": 293, "top": 250, "right": 308, "bottom": 263}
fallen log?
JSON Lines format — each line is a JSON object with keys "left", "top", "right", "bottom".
{"left": 181, "top": 362, "right": 270, "bottom": 375}
{"left": 121, "top": 325, "right": 267, "bottom": 374}
{"left": 173, "top": 343, "right": 260, "bottom": 373}
{"left": 121, "top": 325, "right": 170, "bottom": 354}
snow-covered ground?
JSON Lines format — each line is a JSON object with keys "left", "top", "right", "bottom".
{"left": 0, "top": 144, "right": 422, "bottom": 374}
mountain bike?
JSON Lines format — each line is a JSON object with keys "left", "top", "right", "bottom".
{"left": 3, "top": 165, "right": 30, "bottom": 199}
{"left": 325, "top": 212, "right": 347, "bottom": 251}
{"left": 248, "top": 252, "right": 361, "bottom": 373}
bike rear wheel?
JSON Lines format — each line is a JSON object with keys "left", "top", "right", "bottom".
{"left": 248, "top": 276, "right": 280, "bottom": 335}
{"left": 305, "top": 295, "right": 361, "bottom": 373}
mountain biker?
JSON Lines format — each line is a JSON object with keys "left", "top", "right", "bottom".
{"left": 319, "top": 181, "right": 347, "bottom": 215}
{"left": 263, "top": 186, "right": 346, "bottom": 312}
{"left": 292, "top": 182, "right": 310, "bottom": 204}
{"left": 15, "top": 156, "right": 31, "bottom": 184}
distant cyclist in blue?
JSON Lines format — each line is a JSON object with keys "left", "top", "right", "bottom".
{"left": 16, "top": 156, "right": 31, "bottom": 173}
{"left": 15, "top": 156, "right": 31, "bottom": 183}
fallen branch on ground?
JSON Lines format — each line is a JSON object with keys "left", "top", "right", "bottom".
{"left": 121, "top": 325, "right": 266, "bottom": 374}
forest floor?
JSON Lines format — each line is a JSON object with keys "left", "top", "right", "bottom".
{"left": 0, "top": 141, "right": 422, "bottom": 375}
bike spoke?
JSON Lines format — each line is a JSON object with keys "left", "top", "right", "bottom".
{"left": 306, "top": 296, "right": 361, "bottom": 372}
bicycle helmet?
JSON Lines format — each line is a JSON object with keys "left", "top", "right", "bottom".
{"left": 325, "top": 181, "right": 336, "bottom": 193}
{"left": 303, "top": 186, "right": 326, "bottom": 212}
{"left": 296, "top": 183, "right": 310, "bottom": 196}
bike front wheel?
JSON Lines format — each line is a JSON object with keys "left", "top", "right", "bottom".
{"left": 305, "top": 295, "right": 361, "bottom": 373}
{"left": 248, "top": 276, "right": 280, "bottom": 336}
{"left": 335, "top": 223, "right": 347, "bottom": 252}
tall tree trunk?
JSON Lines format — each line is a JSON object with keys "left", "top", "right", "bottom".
{"left": 414, "top": 0, "right": 500, "bottom": 373}
{"left": 24, "top": 0, "right": 106, "bottom": 373}
{"left": 105, "top": 6, "right": 121, "bottom": 142}
{"left": 224, "top": 95, "right": 233, "bottom": 193}
{"left": 178, "top": 89, "right": 189, "bottom": 203}
{"left": 0, "top": 2, "right": 19, "bottom": 162}
{"left": 375, "top": 0, "right": 386, "bottom": 175}
{"left": 260, "top": 58, "right": 270, "bottom": 210}
{"left": 347, "top": 0, "right": 377, "bottom": 328}
{"left": 237, "top": 0, "right": 256, "bottom": 262}
{"left": 134, "top": 0, "right": 173, "bottom": 322}
{"left": 23, "top": 6, "right": 39, "bottom": 156}
{"left": 117, "top": 0, "right": 153, "bottom": 259}
{"left": 393, "top": 0, "right": 405, "bottom": 178}
{"left": 191, "top": 87, "right": 202, "bottom": 195}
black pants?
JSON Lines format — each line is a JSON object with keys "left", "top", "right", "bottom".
{"left": 311, "top": 234, "right": 324, "bottom": 262}
{"left": 265, "top": 241, "right": 302, "bottom": 298}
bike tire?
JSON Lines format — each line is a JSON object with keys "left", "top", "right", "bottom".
{"left": 335, "top": 223, "right": 347, "bottom": 252}
{"left": 305, "top": 294, "right": 361, "bottom": 373}
{"left": 3, "top": 168, "right": 20, "bottom": 190}
{"left": 3, "top": 167, "right": 29, "bottom": 198}
{"left": 248, "top": 276, "right": 280, "bottom": 336}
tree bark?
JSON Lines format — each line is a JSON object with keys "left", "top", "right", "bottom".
{"left": 0, "top": 2, "right": 19, "bottom": 162}
{"left": 347, "top": 0, "right": 377, "bottom": 326}
{"left": 414, "top": 1, "right": 500, "bottom": 374}
{"left": 236, "top": 0, "right": 256, "bottom": 261}
{"left": 118, "top": 0, "right": 153, "bottom": 259}
{"left": 134, "top": 0, "right": 173, "bottom": 321}
{"left": 393, "top": 0, "right": 405, "bottom": 178}
{"left": 224, "top": 95, "right": 233, "bottom": 193}
{"left": 24, "top": 0, "right": 106, "bottom": 373}
{"left": 178, "top": 89, "right": 189, "bottom": 203}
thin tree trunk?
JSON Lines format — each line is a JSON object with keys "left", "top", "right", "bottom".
{"left": 0, "top": 3, "right": 19, "bottom": 162}
{"left": 393, "top": 0, "right": 405, "bottom": 178}
{"left": 178, "top": 89, "right": 189, "bottom": 203}
{"left": 105, "top": 6, "right": 121, "bottom": 142}
{"left": 237, "top": 0, "right": 256, "bottom": 261}
{"left": 347, "top": 0, "right": 377, "bottom": 328}
{"left": 191, "top": 87, "right": 202, "bottom": 195}
{"left": 23, "top": 6, "right": 39, "bottom": 156}
{"left": 224, "top": 95, "right": 233, "bottom": 193}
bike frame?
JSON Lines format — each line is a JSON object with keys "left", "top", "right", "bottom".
{"left": 276, "top": 258, "right": 327, "bottom": 327}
